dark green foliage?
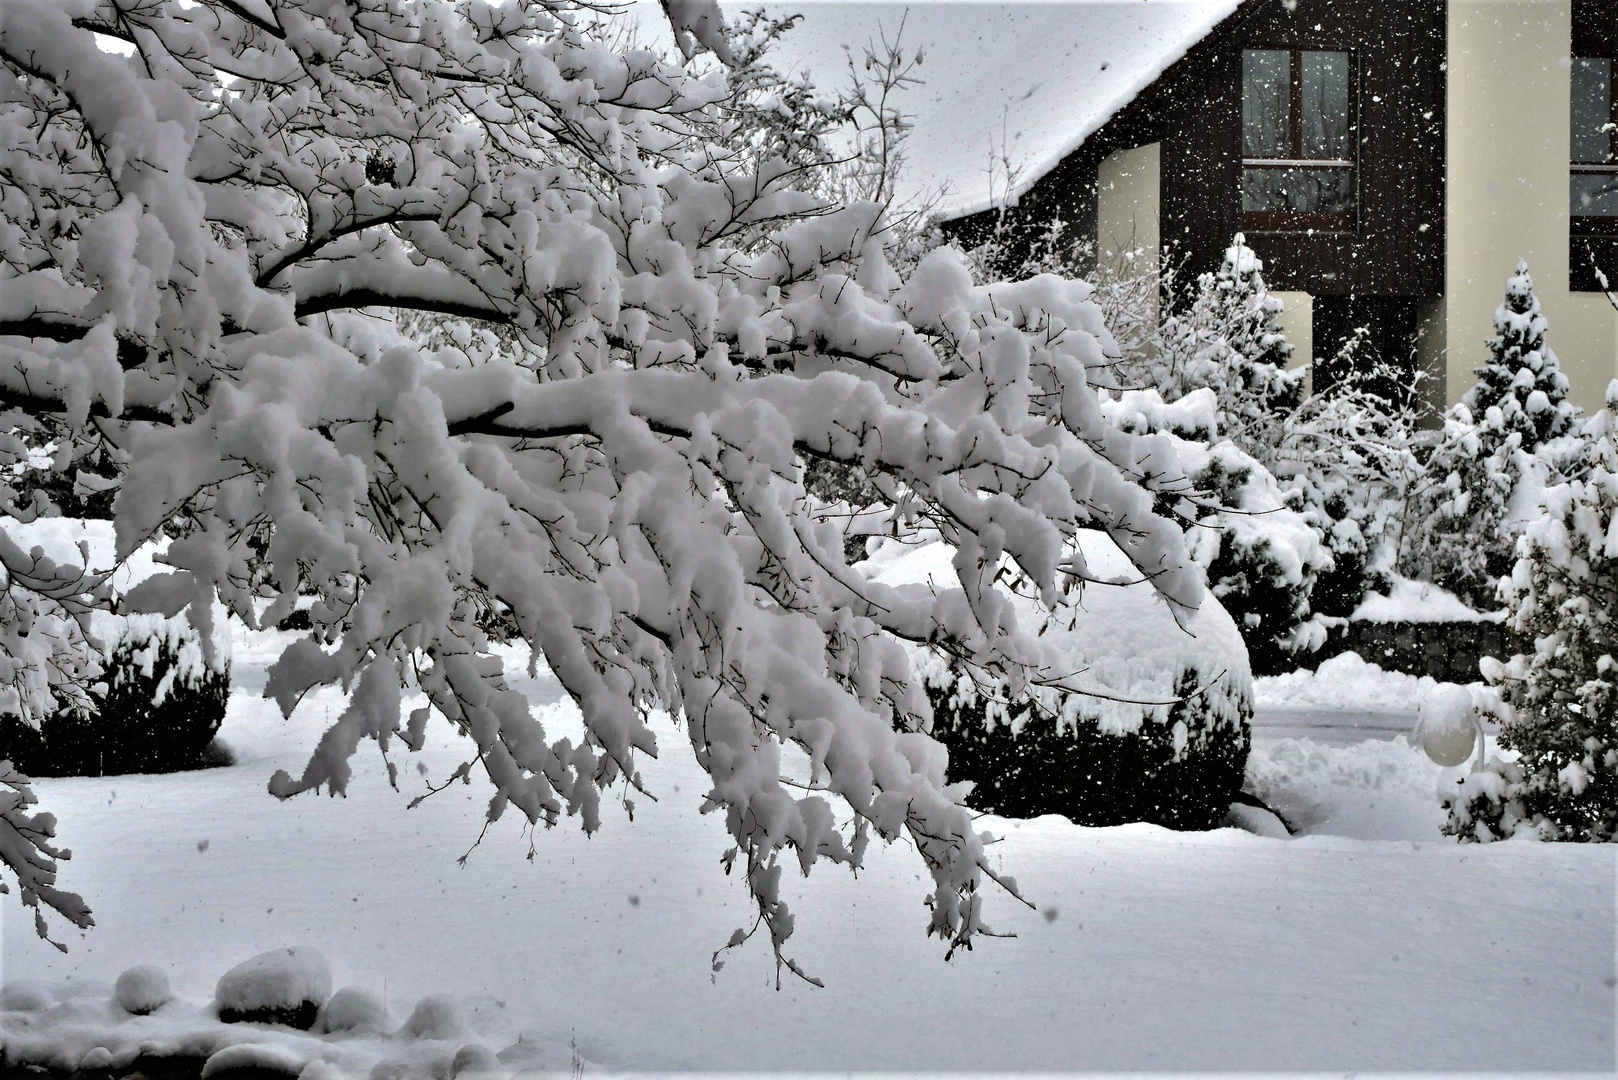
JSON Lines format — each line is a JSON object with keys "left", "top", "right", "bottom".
{"left": 0, "top": 620, "right": 230, "bottom": 778}
{"left": 1444, "top": 397, "right": 1618, "bottom": 842}
{"left": 218, "top": 1001, "right": 321, "bottom": 1031}
{"left": 928, "top": 669, "right": 1252, "bottom": 830}
{"left": 1193, "top": 453, "right": 1319, "bottom": 677}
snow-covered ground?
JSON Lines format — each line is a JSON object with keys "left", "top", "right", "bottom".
{"left": 3, "top": 625, "right": 1615, "bottom": 1074}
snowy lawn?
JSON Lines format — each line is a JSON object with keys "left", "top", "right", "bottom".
{"left": 3, "top": 627, "right": 1614, "bottom": 1073}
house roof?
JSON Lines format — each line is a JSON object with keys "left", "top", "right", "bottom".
{"left": 740, "top": 0, "right": 1243, "bottom": 220}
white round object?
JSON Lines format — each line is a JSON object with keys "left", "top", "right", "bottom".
{"left": 1421, "top": 716, "right": 1478, "bottom": 766}
{"left": 1418, "top": 685, "right": 1478, "bottom": 767}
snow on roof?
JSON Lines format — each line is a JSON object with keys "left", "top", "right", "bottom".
{"left": 739, "top": 0, "right": 1242, "bottom": 219}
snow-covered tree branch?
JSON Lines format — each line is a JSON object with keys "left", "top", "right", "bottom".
{"left": 0, "top": 0, "right": 1200, "bottom": 966}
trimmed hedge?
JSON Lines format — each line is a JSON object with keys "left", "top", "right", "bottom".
{"left": 927, "top": 667, "right": 1252, "bottom": 830}
{"left": 0, "top": 615, "right": 230, "bottom": 777}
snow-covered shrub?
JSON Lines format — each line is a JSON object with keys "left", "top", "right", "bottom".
{"left": 1104, "top": 390, "right": 1330, "bottom": 676}
{"left": 0, "top": 0, "right": 1204, "bottom": 965}
{"left": 403, "top": 994, "right": 469, "bottom": 1041}
{"left": 1444, "top": 384, "right": 1618, "bottom": 842}
{"left": 114, "top": 965, "right": 172, "bottom": 1016}
{"left": 316, "top": 987, "right": 391, "bottom": 1036}
{"left": 0, "top": 981, "right": 51, "bottom": 1012}
{"left": 1152, "top": 235, "right": 1304, "bottom": 461}
{"left": 1274, "top": 335, "right": 1427, "bottom": 620}
{"left": 0, "top": 614, "right": 229, "bottom": 778}
{"left": 1402, "top": 263, "right": 1580, "bottom": 609}
{"left": 868, "top": 532, "right": 1253, "bottom": 830}
{"left": 216, "top": 947, "right": 332, "bottom": 1029}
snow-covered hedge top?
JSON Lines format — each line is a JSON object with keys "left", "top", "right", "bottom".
{"left": 215, "top": 947, "right": 332, "bottom": 1014}
{"left": 2, "top": 519, "right": 229, "bottom": 680}
{"left": 1349, "top": 576, "right": 1505, "bottom": 624}
{"left": 866, "top": 530, "right": 1250, "bottom": 735}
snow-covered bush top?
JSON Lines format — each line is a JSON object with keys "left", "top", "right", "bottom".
{"left": 215, "top": 947, "right": 333, "bottom": 1016}
{"left": 866, "top": 530, "right": 1250, "bottom": 737}
{"left": 0, "top": 0, "right": 1201, "bottom": 965}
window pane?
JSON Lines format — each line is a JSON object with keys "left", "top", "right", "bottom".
{"left": 1572, "top": 172, "right": 1618, "bottom": 216}
{"left": 1243, "top": 166, "right": 1355, "bottom": 213}
{"left": 1243, "top": 49, "right": 1291, "bottom": 157}
{"left": 1572, "top": 58, "right": 1612, "bottom": 164}
{"left": 1301, "top": 51, "right": 1351, "bottom": 159}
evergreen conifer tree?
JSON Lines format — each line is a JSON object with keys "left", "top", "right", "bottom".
{"left": 1401, "top": 262, "right": 1578, "bottom": 609}
{"left": 1155, "top": 234, "right": 1304, "bottom": 462}
{"left": 1463, "top": 261, "right": 1579, "bottom": 449}
{"left": 1445, "top": 383, "right": 1618, "bottom": 842}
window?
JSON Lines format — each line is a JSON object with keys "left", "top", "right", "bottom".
{"left": 1572, "top": 57, "right": 1618, "bottom": 232}
{"left": 1241, "top": 48, "right": 1356, "bottom": 231}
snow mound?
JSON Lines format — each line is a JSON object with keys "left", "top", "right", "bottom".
{"left": 450, "top": 1043, "right": 503, "bottom": 1077}
{"left": 1351, "top": 575, "right": 1504, "bottom": 623}
{"left": 316, "top": 987, "right": 390, "bottom": 1035}
{"left": 113, "top": 965, "right": 171, "bottom": 1015}
{"left": 0, "top": 982, "right": 52, "bottom": 1012}
{"left": 1245, "top": 736, "right": 1491, "bottom": 841}
{"left": 215, "top": 947, "right": 332, "bottom": 1027}
{"left": 402, "top": 994, "right": 467, "bottom": 1040}
{"left": 201, "top": 1042, "right": 306, "bottom": 1079}
{"left": 1255, "top": 652, "right": 1478, "bottom": 712}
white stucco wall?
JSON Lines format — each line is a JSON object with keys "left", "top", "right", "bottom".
{"left": 1446, "top": 0, "right": 1618, "bottom": 413}
{"left": 1096, "top": 142, "right": 1162, "bottom": 316}
{"left": 1272, "top": 291, "right": 1314, "bottom": 374}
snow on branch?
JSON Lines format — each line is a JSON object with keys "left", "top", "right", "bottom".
{"left": 0, "top": 0, "right": 1199, "bottom": 969}
{"left": 0, "top": 761, "right": 94, "bottom": 951}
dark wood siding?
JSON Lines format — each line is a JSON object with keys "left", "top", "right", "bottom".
{"left": 946, "top": 0, "right": 1448, "bottom": 300}
{"left": 1157, "top": 0, "right": 1446, "bottom": 296}
{"left": 1571, "top": 0, "right": 1618, "bottom": 294}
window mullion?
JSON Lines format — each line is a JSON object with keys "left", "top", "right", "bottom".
{"left": 1291, "top": 48, "right": 1305, "bottom": 159}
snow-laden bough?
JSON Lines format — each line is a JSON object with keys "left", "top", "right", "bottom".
{"left": 0, "top": 0, "right": 1203, "bottom": 972}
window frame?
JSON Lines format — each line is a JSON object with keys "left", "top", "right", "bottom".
{"left": 1240, "top": 46, "right": 1359, "bottom": 234}
{"left": 1571, "top": 55, "right": 1618, "bottom": 238}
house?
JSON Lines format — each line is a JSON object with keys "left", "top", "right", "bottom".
{"left": 897, "top": 0, "right": 1618, "bottom": 412}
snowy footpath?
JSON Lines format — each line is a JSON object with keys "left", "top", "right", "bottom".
{"left": 3, "top": 630, "right": 1615, "bottom": 1074}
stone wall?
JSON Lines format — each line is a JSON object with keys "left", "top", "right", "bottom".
{"left": 1306, "top": 619, "right": 1519, "bottom": 683}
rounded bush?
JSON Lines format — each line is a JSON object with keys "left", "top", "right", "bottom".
{"left": 215, "top": 946, "right": 331, "bottom": 1030}
{"left": 928, "top": 667, "right": 1251, "bottom": 830}
{"left": 316, "top": 987, "right": 390, "bottom": 1035}
{"left": 0, "top": 614, "right": 229, "bottom": 777}
{"left": 870, "top": 532, "right": 1253, "bottom": 831}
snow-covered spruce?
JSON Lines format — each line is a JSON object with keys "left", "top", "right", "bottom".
{"left": 1151, "top": 235, "right": 1304, "bottom": 464}
{"left": 867, "top": 531, "right": 1253, "bottom": 830}
{"left": 0, "top": 0, "right": 1204, "bottom": 964}
{"left": 1465, "top": 261, "right": 1579, "bottom": 452}
{"left": 1445, "top": 383, "right": 1618, "bottom": 842}
{"left": 1402, "top": 262, "right": 1579, "bottom": 609}
{"left": 0, "top": 613, "right": 230, "bottom": 778}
